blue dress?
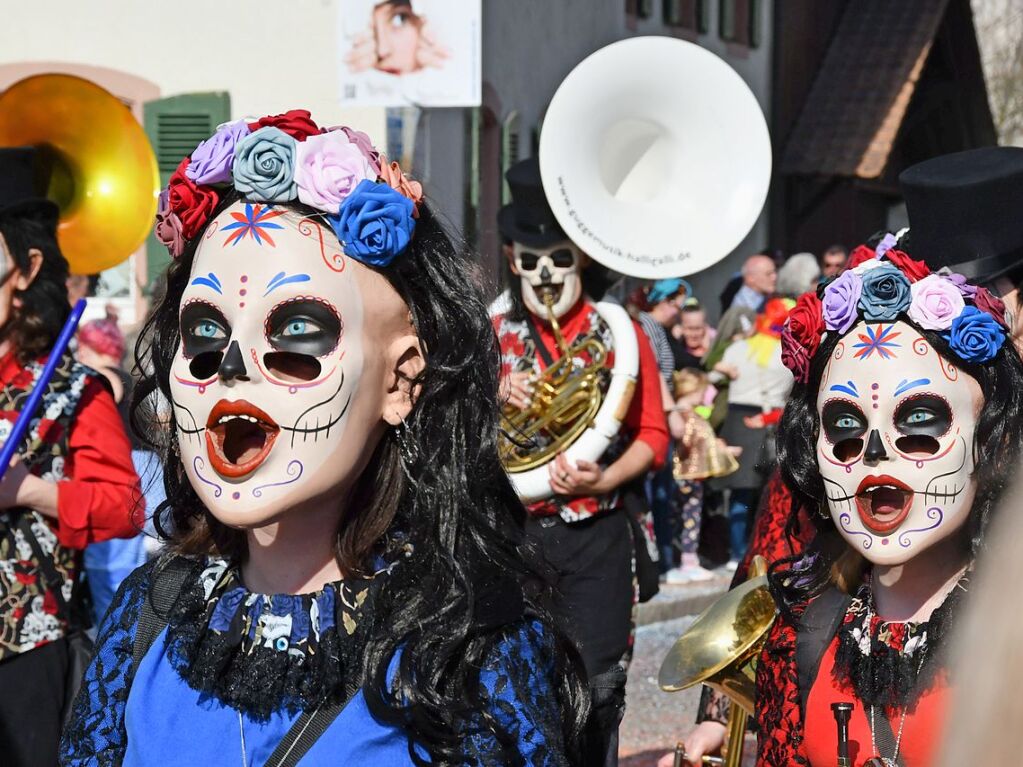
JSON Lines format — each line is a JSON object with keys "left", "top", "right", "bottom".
{"left": 60, "top": 557, "right": 568, "bottom": 766}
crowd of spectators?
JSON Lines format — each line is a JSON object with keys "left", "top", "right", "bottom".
{"left": 630, "top": 245, "right": 847, "bottom": 582}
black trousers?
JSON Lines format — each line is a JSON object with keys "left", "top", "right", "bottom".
{"left": 525, "top": 511, "right": 633, "bottom": 766}
{"left": 0, "top": 638, "right": 69, "bottom": 767}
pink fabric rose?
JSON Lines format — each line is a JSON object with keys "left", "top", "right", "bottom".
{"left": 155, "top": 189, "right": 186, "bottom": 258}
{"left": 908, "top": 274, "right": 965, "bottom": 330}
{"left": 185, "top": 120, "right": 250, "bottom": 185}
{"left": 294, "top": 132, "right": 376, "bottom": 213}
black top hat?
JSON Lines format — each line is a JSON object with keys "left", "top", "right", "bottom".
{"left": 899, "top": 147, "right": 1023, "bottom": 283}
{"left": 497, "top": 157, "right": 568, "bottom": 248}
{"left": 0, "top": 147, "right": 58, "bottom": 225}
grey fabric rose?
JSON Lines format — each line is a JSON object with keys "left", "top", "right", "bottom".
{"left": 857, "top": 264, "right": 911, "bottom": 322}
{"left": 232, "top": 126, "right": 298, "bottom": 203}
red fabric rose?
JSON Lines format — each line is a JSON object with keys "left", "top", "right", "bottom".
{"left": 787, "top": 292, "right": 824, "bottom": 357}
{"left": 974, "top": 286, "right": 1009, "bottom": 328}
{"left": 846, "top": 245, "right": 875, "bottom": 270}
{"left": 248, "top": 109, "right": 322, "bottom": 140}
{"left": 781, "top": 326, "right": 811, "bottom": 384}
{"left": 167, "top": 158, "right": 220, "bottom": 240}
{"left": 883, "top": 249, "right": 930, "bottom": 282}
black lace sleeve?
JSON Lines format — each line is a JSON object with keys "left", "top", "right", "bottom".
{"left": 695, "top": 685, "right": 731, "bottom": 725}
{"left": 465, "top": 619, "right": 570, "bottom": 767}
{"left": 60, "top": 560, "right": 154, "bottom": 766}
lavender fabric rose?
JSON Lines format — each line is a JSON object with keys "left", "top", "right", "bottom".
{"left": 822, "top": 270, "right": 863, "bottom": 334}
{"left": 874, "top": 232, "right": 898, "bottom": 259}
{"left": 908, "top": 274, "right": 965, "bottom": 330}
{"left": 946, "top": 272, "right": 979, "bottom": 299}
{"left": 294, "top": 132, "right": 376, "bottom": 213}
{"left": 232, "top": 126, "right": 297, "bottom": 203}
{"left": 858, "top": 264, "right": 911, "bottom": 321}
{"left": 185, "top": 120, "right": 251, "bottom": 185}
{"left": 330, "top": 179, "right": 415, "bottom": 267}
{"left": 944, "top": 306, "right": 1006, "bottom": 363}
{"left": 154, "top": 189, "right": 185, "bottom": 258}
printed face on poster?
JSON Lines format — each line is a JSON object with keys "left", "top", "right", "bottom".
{"left": 338, "top": 0, "right": 481, "bottom": 107}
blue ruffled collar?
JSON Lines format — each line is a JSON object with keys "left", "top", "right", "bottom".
{"left": 164, "top": 542, "right": 411, "bottom": 719}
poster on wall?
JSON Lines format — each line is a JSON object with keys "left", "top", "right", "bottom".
{"left": 338, "top": 0, "right": 481, "bottom": 107}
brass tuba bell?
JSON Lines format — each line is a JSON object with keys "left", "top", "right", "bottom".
{"left": 659, "top": 556, "right": 776, "bottom": 767}
{"left": 0, "top": 73, "right": 160, "bottom": 274}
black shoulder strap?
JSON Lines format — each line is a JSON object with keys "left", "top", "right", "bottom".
{"left": 264, "top": 697, "right": 350, "bottom": 767}
{"left": 795, "top": 586, "right": 852, "bottom": 717}
{"left": 523, "top": 312, "right": 555, "bottom": 368}
{"left": 132, "top": 555, "right": 194, "bottom": 668}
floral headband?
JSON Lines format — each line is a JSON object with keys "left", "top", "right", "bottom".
{"left": 781, "top": 234, "right": 1009, "bottom": 383}
{"left": 154, "top": 109, "right": 423, "bottom": 268}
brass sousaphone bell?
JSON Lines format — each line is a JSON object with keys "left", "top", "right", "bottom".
{"left": 0, "top": 73, "right": 160, "bottom": 274}
{"left": 659, "top": 557, "right": 776, "bottom": 767}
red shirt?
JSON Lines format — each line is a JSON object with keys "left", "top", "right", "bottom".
{"left": 804, "top": 639, "right": 948, "bottom": 766}
{"left": 0, "top": 353, "right": 142, "bottom": 548}
{"left": 495, "top": 299, "right": 668, "bottom": 520}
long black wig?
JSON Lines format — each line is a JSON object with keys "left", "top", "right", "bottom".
{"left": 131, "top": 190, "right": 590, "bottom": 765}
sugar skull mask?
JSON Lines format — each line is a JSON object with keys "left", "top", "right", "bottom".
{"left": 816, "top": 320, "right": 983, "bottom": 565}
{"left": 168, "top": 200, "right": 416, "bottom": 527}
{"left": 512, "top": 241, "right": 584, "bottom": 319}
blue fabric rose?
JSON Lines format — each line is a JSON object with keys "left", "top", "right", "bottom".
{"left": 857, "top": 264, "right": 911, "bottom": 321}
{"left": 944, "top": 305, "right": 1006, "bottom": 363}
{"left": 330, "top": 179, "right": 416, "bottom": 267}
{"left": 232, "top": 126, "right": 297, "bottom": 203}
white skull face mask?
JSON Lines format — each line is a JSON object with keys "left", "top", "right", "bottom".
{"left": 816, "top": 320, "right": 983, "bottom": 566}
{"left": 513, "top": 241, "right": 584, "bottom": 319}
{"left": 169, "top": 201, "right": 396, "bottom": 528}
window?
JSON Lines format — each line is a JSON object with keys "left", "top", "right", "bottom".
{"left": 144, "top": 92, "right": 231, "bottom": 286}
{"left": 720, "top": 0, "right": 761, "bottom": 47}
{"left": 664, "top": 0, "right": 708, "bottom": 32}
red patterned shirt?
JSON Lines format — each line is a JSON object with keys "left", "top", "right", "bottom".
{"left": 494, "top": 299, "right": 667, "bottom": 522}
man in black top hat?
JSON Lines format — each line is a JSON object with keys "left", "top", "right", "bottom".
{"left": 0, "top": 147, "right": 140, "bottom": 766}
{"left": 901, "top": 146, "right": 1023, "bottom": 348}
{"left": 493, "top": 157, "right": 669, "bottom": 766}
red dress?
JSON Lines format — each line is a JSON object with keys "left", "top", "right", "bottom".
{"left": 803, "top": 640, "right": 948, "bottom": 766}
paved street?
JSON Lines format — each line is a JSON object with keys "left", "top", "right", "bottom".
{"left": 620, "top": 616, "right": 698, "bottom": 766}
{"left": 620, "top": 581, "right": 756, "bottom": 767}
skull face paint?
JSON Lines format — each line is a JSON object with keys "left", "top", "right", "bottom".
{"left": 169, "top": 200, "right": 394, "bottom": 528}
{"left": 816, "top": 320, "right": 983, "bottom": 565}
{"left": 513, "top": 240, "right": 584, "bottom": 319}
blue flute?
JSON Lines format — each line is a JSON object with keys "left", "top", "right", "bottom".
{"left": 0, "top": 298, "right": 87, "bottom": 482}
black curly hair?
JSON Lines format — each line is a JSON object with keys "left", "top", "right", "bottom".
{"left": 772, "top": 278, "right": 1023, "bottom": 614}
{"left": 0, "top": 209, "right": 69, "bottom": 363}
{"left": 131, "top": 190, "right": 589, "bottom": 764}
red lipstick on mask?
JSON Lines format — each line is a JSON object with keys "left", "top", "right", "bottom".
{"left": 854, "top": 475, "right": 914, "bottom": 534}
{"left": 205, "top": 399, "right": 281, "bottom": 478}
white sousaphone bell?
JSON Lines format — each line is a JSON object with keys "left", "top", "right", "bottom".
{"left": 503, "top": 36, "right": 772, "bottom": 503}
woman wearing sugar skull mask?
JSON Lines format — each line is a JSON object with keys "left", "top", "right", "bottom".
{"left": 748, "top": 240, "right": 1023, "bottom": 766}
{"left": 61, "top": 111, "right": 587, "bottom": 766}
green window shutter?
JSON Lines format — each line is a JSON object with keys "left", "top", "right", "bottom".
{"left": 142, "top": 92, "right": 231, "bottom": 293}
{"left": 500, "top": 111, "right": 520, "bottom": 205}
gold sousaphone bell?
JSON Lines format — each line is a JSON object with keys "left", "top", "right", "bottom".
{"left": 659, "top": 556, "right": 776, "bottom": 767}
{"left": 0, "top": 73, "right": 160, "bottom": 274}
